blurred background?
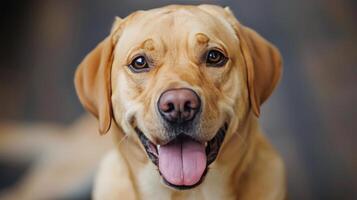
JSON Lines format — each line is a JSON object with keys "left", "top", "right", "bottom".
{"left": 0, "top": 0, "right": 356, "bottom": 199}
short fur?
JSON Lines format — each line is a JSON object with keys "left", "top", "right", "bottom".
{"left": 75, "top": 4, "right": 285, "bottom": 200}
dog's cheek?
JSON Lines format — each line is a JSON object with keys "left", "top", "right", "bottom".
{"left": 230, "top": 68, "right": 250, "bottom": 130}
{"left": 197, "top": 91, "right": 224, "bottom": 139}
{"left": 199, "top": 116, "right": 225, "bottom": 141}
{"left": 215, "top": 63, "right": 249, "bottom": 132}
{"left": 139, "top": 104, "right": 167, "bottom": 144}
{"left": 234, "top": 66, "right": 250, "bottom": 119}
{"left": 111, "top": 72, "right": 123, "bottom": 121}
{"left": 111, "top": 71, "right": 142, "bottom": 132}
{"left": 111, "top": 87, "right": 127, "bottom": 128}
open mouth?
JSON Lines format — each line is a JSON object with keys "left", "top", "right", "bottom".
{"left": 135, "top": 124, "right": 228, "bottom": 190}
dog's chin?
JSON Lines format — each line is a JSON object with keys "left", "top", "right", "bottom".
{"left": 135, "top": 124, "right": 228, "bottom": 190}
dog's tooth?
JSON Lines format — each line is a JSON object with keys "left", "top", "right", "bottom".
{"left": 157, "top": 145, "right": 160, "bottom": 150}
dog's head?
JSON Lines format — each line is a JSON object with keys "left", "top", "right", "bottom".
{"left": 75, "top": 5, "right": 281, "bottom": 190}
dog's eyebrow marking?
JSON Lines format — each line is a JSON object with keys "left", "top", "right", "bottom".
{"left": 142, "top": 39, "right": 155, "bottom": 51}
{"left": 195, "top": 33, "right": 210, "bottom": 44}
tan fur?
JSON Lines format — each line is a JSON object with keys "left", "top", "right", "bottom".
{"left": 75, "top": 4, "right": 285, "bottom": 200}
{"left": 0, "top": 115, "right": 112, "bottom": 200}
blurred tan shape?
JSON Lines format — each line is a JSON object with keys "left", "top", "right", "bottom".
{"left": 0, "top": 115, "right": 112, "bottom": 200}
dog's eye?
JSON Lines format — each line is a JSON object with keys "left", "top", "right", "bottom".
{"left": 206, "top": 50, "right": 227, "bottom": 67}
{"left": 129, "top": 56, "right": 149, "bottom": 72}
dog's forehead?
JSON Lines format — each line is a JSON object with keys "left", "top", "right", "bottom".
{"left": 117, "top": 6, "right": 238, "bottom": 52}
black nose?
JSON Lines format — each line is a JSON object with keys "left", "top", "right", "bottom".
{"left": 158, "top": 88, "right": 201, "bottom": 123}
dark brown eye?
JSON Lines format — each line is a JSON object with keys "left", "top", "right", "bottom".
{"left": 129, "top": 56, "right": 149, "bottom": 72}
{"left": 206, "top": 50, "right": 227, "bottom": 67}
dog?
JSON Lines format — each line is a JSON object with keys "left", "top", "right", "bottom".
{"left": 75, "top": 4, "right": 285, "bottom": 200}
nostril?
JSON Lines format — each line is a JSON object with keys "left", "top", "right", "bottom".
{"left": 184, "top": 101, "right": 192, "bottom": 111}
{"left": 166, "top": 103, "right": 175, "bottom": 113}
{"left": 160, "top": 102, "right": 175, "bottom": 113}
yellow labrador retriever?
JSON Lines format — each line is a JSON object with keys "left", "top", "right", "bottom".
{"left": 75, "top": 4, "right": 285, "bottom": 200}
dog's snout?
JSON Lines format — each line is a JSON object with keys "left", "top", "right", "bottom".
{"left": 158, "top": 88, "right": 200, "bottom": 123}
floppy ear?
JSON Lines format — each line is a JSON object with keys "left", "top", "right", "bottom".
{"left": 74, "top": 17, "right": 123, "bottom": 134}
{"left": 199, "top": 5, "right": 282, "bottom": 116}
{"left": 237, "top": 26, "right": 282, "bottom": 116}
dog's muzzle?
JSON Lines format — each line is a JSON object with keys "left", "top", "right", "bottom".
{"left": 135, "top": 87, "right": 227, "bottom": 190}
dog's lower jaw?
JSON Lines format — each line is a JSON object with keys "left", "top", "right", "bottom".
{"left": 135, "top": 123, "right": 228, "bottom": 189}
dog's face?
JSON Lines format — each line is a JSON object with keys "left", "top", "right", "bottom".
{"left": 75, "top": 5, "right": 281, "bottom": 190}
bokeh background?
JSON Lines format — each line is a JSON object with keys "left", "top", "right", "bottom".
{"left": 0, "top": 0, "right": 356, "bottom": 199}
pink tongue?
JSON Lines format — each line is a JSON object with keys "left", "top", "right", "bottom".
{"left": 158, "top": 137, "right": 206, "bottom": 186}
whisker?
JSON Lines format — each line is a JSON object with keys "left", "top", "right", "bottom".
{"left": 232, "top": 131, "right": 247, "bottom": 149}
{"left": 118, "top": 134, "right": 129, "bottom": 146}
